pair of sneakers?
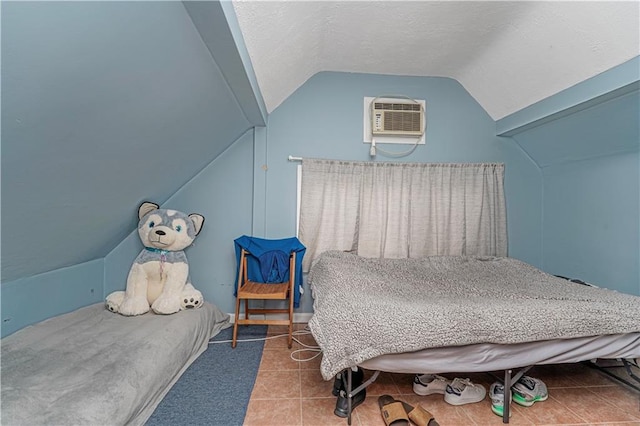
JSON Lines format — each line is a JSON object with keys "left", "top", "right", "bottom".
{"left": 489, "top": 376, "right": 548, "bottom": 417}
{"left": 413, "top": 375, "right": 486, "bottom": 405}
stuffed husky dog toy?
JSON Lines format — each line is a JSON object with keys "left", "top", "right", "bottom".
{"left": 106, "top": 202, "right": 205, "bottom": 316}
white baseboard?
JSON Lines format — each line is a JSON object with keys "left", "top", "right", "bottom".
{"left": 228, "top": 312, "right": 313, "bottom": 324}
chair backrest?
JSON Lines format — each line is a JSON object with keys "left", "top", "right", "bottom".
{"left": 234, "top": 235, "right": 306, "bottom": 307}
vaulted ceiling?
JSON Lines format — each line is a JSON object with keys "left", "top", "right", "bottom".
{"left": 232, "top": 1, "right": 640, "bottom": 119}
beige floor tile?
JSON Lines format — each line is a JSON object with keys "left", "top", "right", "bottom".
{"left": 243, "top": 398, "right": 302, "bottom": 426}
{"left": 518, "top": 394, "right": 586, "bottom": 425}
{"left": 550, "top": 386, "right": 640, "bottom": 423}
{"left": 588, "top": 423, "right": 640, "bottom": 426}
{"left": 353, "top": 394, "right": 388, "bottom": 426}
{"left": 456, "top": 399, "right": 534, "bottom": 425}
{"left": 591, "top": 384, "right": 640, "bottom": 417}
{"left": 259, "top": 348, "right": 301, "bottom": 371}
{"left": 301, "top": 397, "right": 353, "bottom": 426}
{"left": 267, "top": 324, "right": 293, "bottom": 335}
{"left": 296, "top": 350, "right": 323, "bottom": 371}
{"left": 263, "top": 334, "right": 299, "bottom": 350}
{"left": 529, "top": 364, "right": 586, "bottom": 388}
{"left": 363, "top": 370, "right": 401, "bottom": 396}
{"left": 294, "top": 331, "right": 318, "bottom": 347}
{"left": 251, "top": 370, "right": 301, "bottom": 400}
{"left": 300, "top": 368, "right": 335, "bottom": 398}
{"left": 390, "top": 372, "right": 416, "bottom": 395}
{"left": 567, "top": 367, "right": 621, "bottom": 387}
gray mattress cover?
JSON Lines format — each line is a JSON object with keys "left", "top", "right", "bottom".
{"left": 307, "top": 251, "right": 640, "bottom": 380}
{"left": 360, "top": 333, "right": 640, "bottom": 374}
{"left": 1, "top": 302, "right": 231, "bottom": 426}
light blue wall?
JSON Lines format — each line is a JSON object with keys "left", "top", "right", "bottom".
{"left": 542, "top": 152, "right": 639, "bottom": 294}
{"left": 1, "top": 260, "right": 104, "bottom": 337}
{"left": 505, "top": 58, "right": 640, "bottom": 295}
{"left": 104, "top": 130, "right": 255, "bottom": 313}
{"left": 258, "top": 72, "right": 542, "bottom": 311}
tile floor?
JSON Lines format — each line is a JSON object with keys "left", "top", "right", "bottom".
{"left": 243, "top": 325, "right": 640, "bottom": 426}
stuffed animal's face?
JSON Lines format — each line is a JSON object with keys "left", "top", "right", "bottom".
{"left": 138, "top": 205, "right": 204, "bottom": 252}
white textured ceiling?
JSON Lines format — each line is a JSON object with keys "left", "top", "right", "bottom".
{"left": 232, "top": 1, "right": 640, "bottom": 120}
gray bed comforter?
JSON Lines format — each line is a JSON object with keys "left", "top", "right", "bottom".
{"left": 1, "top": 302, "right": 231, "bottom": 426}
{"left": 307, "top": 251, "right": 640, "bottom": 380}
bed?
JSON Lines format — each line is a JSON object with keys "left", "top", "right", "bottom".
{"left": 307, "top": 251, "right": 640, "bottom": 422}
{"left": 1, "top": 301, "right": 231, "bottom": 426}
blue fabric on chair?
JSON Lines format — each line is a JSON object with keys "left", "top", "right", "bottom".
{"left": 258, "top": 250, "right": 290, "bottom": 283}
{"left": 234, "top": 235, "right": 306, "bottom": 308}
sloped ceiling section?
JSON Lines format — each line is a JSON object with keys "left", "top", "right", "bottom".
{"left": 1, "top": 2, "right": 254, "bottom": 282}
{"left": 513, "top": 89, "right": 640, "bottom": 168}
{"left": 233, "top": 1, "right": 640, "bottom": 119}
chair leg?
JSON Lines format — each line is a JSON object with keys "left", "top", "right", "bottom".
{"left": 232, "top": 296, "right": 241, "bottom": 349}
{"left": 287, "top": 295, "right": 294, "bottom": 349}
{"left": 232, "top": 322, "right": 238, "bottom": 349}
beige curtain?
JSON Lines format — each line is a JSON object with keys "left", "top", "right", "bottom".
{"left": 299, "top": 159, "right": 507, "bottom": 272}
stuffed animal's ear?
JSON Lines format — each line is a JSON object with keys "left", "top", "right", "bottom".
{"left": 138, "top": 202, "right": 160, "bottom": 219}
{"left": 189, "top": 214, "right": 205, "bottom": 236}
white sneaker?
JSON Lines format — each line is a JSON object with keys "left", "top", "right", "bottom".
{"left": 413, "top": 374, "right": 451, "bottom": 396}
{"left": 444, "top": 378, "right": 487, "bottom": 405}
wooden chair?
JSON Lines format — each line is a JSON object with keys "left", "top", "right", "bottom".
{"left": 232, "top": 248, "right": 296, "bottom": 348}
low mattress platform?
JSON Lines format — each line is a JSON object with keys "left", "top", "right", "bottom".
{"left": 1, "top": 301, "right": 231, "bottom": 426}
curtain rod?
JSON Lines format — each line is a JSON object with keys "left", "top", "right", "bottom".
{"left": 288, "top": 155, "right": 303, "bottom": 161}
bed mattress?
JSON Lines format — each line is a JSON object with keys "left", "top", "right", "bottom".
{"left": 308, "top": 251, "right": 640, "bottom": 380}
{"left": 1, "top": 302, "right": 231, "bottom": 426}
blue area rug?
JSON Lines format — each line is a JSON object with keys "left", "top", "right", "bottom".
{"left": 146, "top": 324, "right": 267, "bottom": 426}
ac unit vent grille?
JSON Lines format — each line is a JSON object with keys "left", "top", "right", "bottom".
{"left": 374, "top": 102, "right": 421, "bottom": 112}
{"left": 372, "top": 101, "right": 424, "bottom": 136}
{"left": 383, "top": 111, "right": 422, "bottom": 132}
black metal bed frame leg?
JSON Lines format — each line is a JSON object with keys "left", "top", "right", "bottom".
{"left": 503, "top": 369, "right": 511, "bottom": 423}
{"left": 343, "top": 368, "right": 380, "bottom": 425}
{"left": 346, "top": 368, "right": 352, "bottom": 426}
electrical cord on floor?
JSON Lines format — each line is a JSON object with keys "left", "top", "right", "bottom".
{"left": 209, "top": 334, "right": 284, "bottom": 345}
{"left": 289, "top": 326, "right": 323, "bottom": 363}
{"left": 209, "top": 325, "right": 322, "bottom": 363}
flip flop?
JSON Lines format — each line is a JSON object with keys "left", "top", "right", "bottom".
{"left": 399, "top": 400, "right": 439, "bottom": 426}
{"left": 378, "top": 395, "right": 409, "bottom": 426}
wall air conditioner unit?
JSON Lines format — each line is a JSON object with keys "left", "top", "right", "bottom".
{"left": 371, "top": 100, "right": 424, "bottom": 137}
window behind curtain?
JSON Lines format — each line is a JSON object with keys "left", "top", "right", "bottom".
{"left": 298, "top": 158, "right": 507, "bottom": 272}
